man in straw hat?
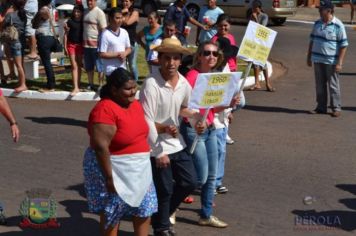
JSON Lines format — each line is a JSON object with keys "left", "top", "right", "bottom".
{"left": 307, "top": 0, "right": 348, "bottom": 117}
{"left": 140, "top": 37, "right": 204, "bottom": 236}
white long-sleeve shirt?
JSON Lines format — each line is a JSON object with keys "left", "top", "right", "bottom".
{"left": 140, "top": 71, "right": 191, "bottom": 158}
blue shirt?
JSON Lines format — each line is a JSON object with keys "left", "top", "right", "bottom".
{"left": 310, "top": 17, "right": 348, "bottom": 65}
{"left": 198, "top": 6, "right": 224, "bottom": 42}
{"left": 164, "top": 4, "right": 190, "bottom": 36}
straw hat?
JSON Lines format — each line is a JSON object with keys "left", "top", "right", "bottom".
{"left": 151, "top": 38, "right": 192, "bottom": 55}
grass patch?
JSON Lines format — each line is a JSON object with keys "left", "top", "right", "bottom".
{"left": 1, "top": 47, "right": 254, "bottom": 91}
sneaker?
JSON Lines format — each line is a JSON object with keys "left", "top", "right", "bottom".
{"left": 169, "top": 211, "right": 176, "bottom": 225}
{"left": 226, "top": 134, "right": 234, "bottom": 145}
{"left": 154, "top": 228, "right": 176, "bottom": 236}
{"left": 214, "top": 189, "right": 217, "bottom": 195}
{"left": 198, "top": 216, "right": 228, "bottom": 228}
{"left": 86, "top": 85, "right": 97, "bottom": 92}
{"left": 216, "top": 186, "right": 228, "bottom": 194}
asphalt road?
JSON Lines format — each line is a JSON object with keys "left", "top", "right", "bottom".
{"left": 1, "top": 20, "right": 356, "bottom": 236}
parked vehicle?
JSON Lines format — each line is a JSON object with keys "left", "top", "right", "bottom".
{"left": 158, "top": 0, "right": 297, "bottom": 25}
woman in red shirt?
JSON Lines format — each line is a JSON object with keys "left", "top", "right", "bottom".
{"left": 83, "top": 68, "right": 157, "bottom": 236}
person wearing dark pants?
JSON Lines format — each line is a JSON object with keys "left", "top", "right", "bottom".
{"left": 150, "top": 150, "right": 197, "bottom": 234}
{"left": 307, "top": 0, "right": 348, "bottom": 117}
{"left": 36, "top": 35, "right": 56, "bottom": 90}
{"left": 140, "top": 38, "right": 201, "bottom": 236}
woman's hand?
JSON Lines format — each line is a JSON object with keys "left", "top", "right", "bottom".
{"left": 195, "top": 120, "right": 206, "bottom": 135}
{"left": 105, "top": 177, "right": 117, "bottom": 194}
{"left": 230, "top": 95, "right": 241, "bottom": 108}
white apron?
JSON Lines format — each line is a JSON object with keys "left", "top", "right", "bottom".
{"left": 110, "top": 152, "right": 152, "bottom": 207}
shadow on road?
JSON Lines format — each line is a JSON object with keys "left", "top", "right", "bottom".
{"left": 341, "top": 107, "right": 356, "bottom": 112}
{"left": 25, "top": 117, "right": 87, "bottom": 128}
{"left": 244, "top": 105, "right": 310, "bottom": 114}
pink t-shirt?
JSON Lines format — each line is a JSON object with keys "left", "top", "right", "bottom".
{"left": 211, "top": 33, "right": 237, "bottom": 71}
{"left": 185, "top": 69, "right": 215, "bottom": 125}
{"left": 0, "top": 88, "right": 2, "bottom": 96}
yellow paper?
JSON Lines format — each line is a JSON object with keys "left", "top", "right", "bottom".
{"left": 239, "top": 39, "right": 257, "bottom": 59}
{"left": 256, "top": 26, "right": 270, "bottom": 42}
{"left": 208, "top": 74, "right": 231, "bottom": 86}
{"left": 200, "top": 89, "right": 224, "bottom": 106}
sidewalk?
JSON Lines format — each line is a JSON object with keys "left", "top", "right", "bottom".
{"left": 290, "top": 6, "right": 352, "bottom": 23}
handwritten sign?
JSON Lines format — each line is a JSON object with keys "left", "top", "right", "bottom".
{"left": 238, "top": 21, "right": 277, "bottom": 67}
{"left": 189, "top": 72, "right": 242, "bottom": 109}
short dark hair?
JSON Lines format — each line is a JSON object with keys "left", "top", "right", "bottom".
{"left": 108, "top": 7, "right": 123, "bottom": 19}
{"left": 100, "top": 68, "right": 134, "bottom": 98}
{"left": 252, "top": 0, "right": 262, "bottom": 9}
{"left": 216, "top": 14, "right": 232, "bottom": 26}
{"left": 164, "top": 20, "right": 177, "bottom": 28}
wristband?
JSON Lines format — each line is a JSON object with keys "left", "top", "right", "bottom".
{"left": 10, "top": 121, "right": 17, "bottom": 126}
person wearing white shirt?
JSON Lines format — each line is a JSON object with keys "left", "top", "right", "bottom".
{"left": 140, "top": 38, "right": 202, "bottom": 236}
{"left": 99, "top": 7, "right": 131, "bottom": 76}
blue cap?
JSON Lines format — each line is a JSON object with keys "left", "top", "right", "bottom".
{"left": 319, "top": 0, "right": 334, "bottom": 10}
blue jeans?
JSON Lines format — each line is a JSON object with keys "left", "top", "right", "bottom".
{"left": 127, "top": 43, "right": 139, "bottom": 81}
{"left": 215, "top": 127, "right": 227, "bottom": 187}
{"left": 180, "top": 122, "right": 218, "bottom": 219}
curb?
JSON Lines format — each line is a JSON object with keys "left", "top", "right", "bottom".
{"left": 2, "top": 61, "right": 272, "bottom": 101}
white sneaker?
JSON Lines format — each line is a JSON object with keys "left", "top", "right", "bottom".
{"left": 169, "top": 211, "right": 176, "bottom": 225}
{"left": 226, "top": 134, "right": 234, "bottom": 145}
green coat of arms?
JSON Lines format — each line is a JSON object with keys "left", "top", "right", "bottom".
{"left": 19, "top": 188, "right": 60, "bottom": 229}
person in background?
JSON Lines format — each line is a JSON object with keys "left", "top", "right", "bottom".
{"left": 83, "top": 67, "right": 157, "bottom": 236}
{"left": 249, "top": 0, "right": 275, "bottom": 92}
{"left": 164, "top": 0, "right": 208, "bottom": 46}
{"left": 137, "top": 11, "right": 162, "bottom": 60}
{"left": 140, "top": 38, "right": 199, "bottom": 236}
{"left": 3, "top": 0, "right": 27, "bottom": 93}
{"left": 211, "top": 14, "right": 238, "bottom": 144}
{"left": 83, "top": 0, "right": 107, "bottom": 91}
{"left": 0, "top": 0, "right": 16, "bottom": 84}
{"left": 98, "top": 7, "right": 131, "bottom": 76}
{"left": 121, "top": 0, "right": 139, "bottom": 81}
{"left": 33, "top": 0, "right": 57, "bottom": 92}
{"left": 64, "top": 4, "right": 84, "bottom": 96}
{"left": 307, "top": 0, "right": 348, "bottom": 117}
{"left": 196, "top": 0, "right": 223, "bottom": 45}
{"left": 0, "top": 88, "right": 19, "bottom": 142}
{"left": 180, "top": 41, "right": 239, "bottom": 228}
{"left": 147, "top": 20, "right": 178, "bottom": 73}
{"left": 350, "top": 0, "right": 356, "bottom": 24}
{"left": 24, "top": 0, "right": 38, "bottom": 60}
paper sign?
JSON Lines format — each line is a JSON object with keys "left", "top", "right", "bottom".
{"left": 189, "top": 72, "right": 242, "bottom": 109}
{"left": 238, "top": 21, "right": 277, "bottom": 67}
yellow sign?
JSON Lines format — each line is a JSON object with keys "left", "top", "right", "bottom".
{"left": 200, "top": 89, "right": 224, "bottom": 106}
{"left": 256, "top": 26, "right": 270, "bottom": 42}
{"left": 208, "top": 74, "right": 231, "bottom": 86}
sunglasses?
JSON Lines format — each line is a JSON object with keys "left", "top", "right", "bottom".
{"left": 202, "top": 50, "right": 219, "bottom": 57}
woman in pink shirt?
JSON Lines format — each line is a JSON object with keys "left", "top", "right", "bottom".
{"left": 180, "top": 41, "right": 239, "bottom": 228}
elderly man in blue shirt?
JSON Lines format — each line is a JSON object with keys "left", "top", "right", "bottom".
{"left": 307, "top": 0, "right": 348, "bottom": 118}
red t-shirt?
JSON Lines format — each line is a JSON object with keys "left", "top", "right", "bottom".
{"left": 211, "top": 33, "right": 237, "bottom": 72}
{"left": 88, "top": 99, "right": 150, "bottom": 155}
{"left": 185, "top": 69, "right": 215, "bottom": 125}
{"left": 0, "top": 88, "right": 2, "bottom": 96}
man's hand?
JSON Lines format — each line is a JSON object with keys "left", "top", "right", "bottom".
{"left": 165, "top": 125, "right": 178, "bottom": 138}
{"left": 10, "top": 124, "right": 19, "bottom": 142}
{"left": 156, "top": 155, "right": 170, "bottom": 168}
{"left": 118, "top": 52, "right": 126, "bottom": 60}
{"left": 307, "top": 57, "right": 312, "bottom": 67}
{"left": 335, "top": 63, "right": 342, "bottom": 73}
